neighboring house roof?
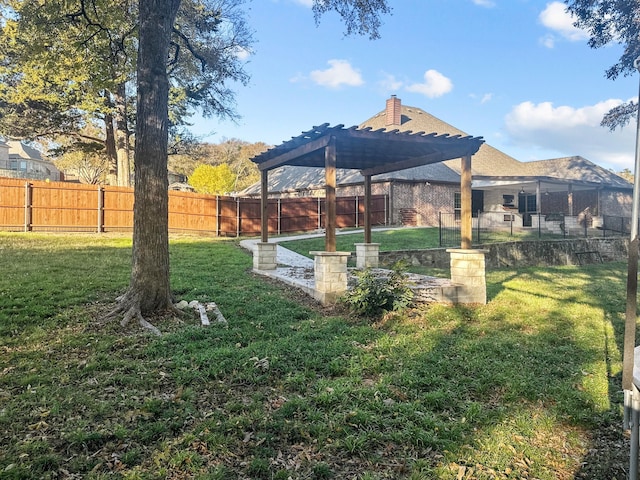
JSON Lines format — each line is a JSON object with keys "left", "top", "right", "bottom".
{"left": 8, "top": 140, "right": 46, "bottom": 161}
{"left": 243, "top": 97, "right": 631, "bottom": 195}
{"left": 516, "top": 156, "right": 631, "bottom": 189}
{"left": 1, "top": 141, "right": 61, "bottom": 181}
{"left": 359, "top": 104, "right": 522, "bottom": 178}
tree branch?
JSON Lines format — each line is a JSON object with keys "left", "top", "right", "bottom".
{"left": 172, "top": 28, "right": 208, "bottom": 72}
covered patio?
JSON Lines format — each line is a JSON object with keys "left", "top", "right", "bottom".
{"left": 250, "top": 123, "right": 486, "bottom": 305}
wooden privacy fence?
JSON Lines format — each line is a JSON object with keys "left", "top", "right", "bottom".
{"left": 0, "top": 178, "right": 389, "bottom": 236}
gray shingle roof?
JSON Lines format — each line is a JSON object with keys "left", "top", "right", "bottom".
{"left": 360, "top": 105, "right": 521, "bottom": 177}
{"left": 517, "top": 156, "right": 631, "bottom": 188}
{"left": 242, "top": 100, "right": 631, "bottom": 194}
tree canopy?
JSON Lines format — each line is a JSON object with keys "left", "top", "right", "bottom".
{"left": 566, "top": 0, "right": 640, "bottom": 130}
{"left": 0, "top": 0, "right": 253, "bottom": 185}
{"left": 188, "top": 163, "right": 235, "bottom": 194}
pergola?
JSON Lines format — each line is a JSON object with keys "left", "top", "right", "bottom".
{"left": 251, "top": 123, "right": 485, "bottom": 248}
{"left": 250, "top": 123, "right": 486, "bottom": 305}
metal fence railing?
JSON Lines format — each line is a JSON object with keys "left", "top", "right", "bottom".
{"left": 438, "top": 211, "right": 632, "bottom": 247}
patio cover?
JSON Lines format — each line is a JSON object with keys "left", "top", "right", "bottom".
{"left": 251, "top": 123, "right": 484, "bottom": 249}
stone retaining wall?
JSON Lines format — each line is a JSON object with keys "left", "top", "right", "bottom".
{"left": 379, "top": 237, "right": 629, "bottom": 270}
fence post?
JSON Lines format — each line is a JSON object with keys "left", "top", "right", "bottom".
{"left": 584, "top": 216, "right": 588, "bottom": 238}
{"left": 236, "top": 197, "right": 240, "bottom": 237}
{"left": 355, "top": 195, "right": 359, "bottom": 227}
{"left": 439, "top": 212, "right": 442, "bottom": 247}
{"left": 384, "top": 194, "right": 389, "bottom": 225}
{"left": 475, "top": 210, "right": 480, "bottom": 243}
{"left": 23, "top": 182, "right": 32, "bottom": 232}
{"left": 538, "top": 213, "right": 541, "bottom": 238}
{"left": 277, "top": 198, "right": 281, "bottom": 235}
{"left": 97, "top": 186, "right": 104, "bottom": 233}
{"left": 216, "top": 196, "right": 221, "bottom": 237}
{"left": 317, "top": 197, "right": 321, "bottom": 230}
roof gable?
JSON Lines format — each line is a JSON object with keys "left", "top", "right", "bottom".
{"left": 359, "top": 104, "right": 523, "bottom": 177}
{"left": 7, "top": 141, "right": 44, "bottom": 161}
{"left": 521, "top": 156, "right": 632, "bottom": 188}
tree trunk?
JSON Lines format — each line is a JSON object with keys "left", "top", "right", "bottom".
{"left": 104, "top": 110, "right": 118, "bottom": 186}
{"left": 107, "top": 0, "right": 182, "bottom": 333}
{"left": 115, "top": 83, "right": 131, "bottom": 187}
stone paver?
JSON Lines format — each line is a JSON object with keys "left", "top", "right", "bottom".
{"left": 240, "top": 229, "right": 464, "bottom": 305}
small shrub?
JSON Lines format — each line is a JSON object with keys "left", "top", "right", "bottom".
{"left": 341, "top": 263, "right": 414, "bottom": 318}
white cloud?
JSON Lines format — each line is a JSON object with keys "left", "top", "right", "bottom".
{"left": 539, "top": 1, "right": 589, "bottom": 46}
{"left": 308, "top": 59, "right": 364, "bottom": 88}
{"left": 406, "top": 70, "right": 453, "bottom": 98}
{"left": 378, "top": 72, "right": 404, "bottom": 92}
{"left": 470, "top": 92, "right": 493, "bottom": 104}
{"left": 235, "top": 46, "right": 251, "bottom": 61}
{"left": 504, "top": 99, "right": 636, "bottom": 170}
{"left": 471, "top": 0, "right": 495, "bottom": 7}
{"left": 481, "top": 93, "right": 493, "bottom": 104}
{"left": 291, "top": 0, "right": 312, "bottom": 7}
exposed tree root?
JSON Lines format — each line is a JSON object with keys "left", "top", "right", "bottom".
{"left": 105, "top": 292, "right": 168, "bottom": 336}
{"left": 119, "top": 306, "right": 162, "bottom": 336}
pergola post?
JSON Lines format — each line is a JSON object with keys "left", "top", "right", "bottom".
{"left": 355, "top": 174, "right": 380, "bottom": 269}
{"left": 460, "top": 154, "right": 472, "bottom": 249}
{"left": 446, "top": 154, "right": 487, "bottom": 304}
{"left": 253, "top": 169, "right": 277, "bottom": 271}
{"left": 364, "top": 174, "right": 372, "bottom": 244}
{"left": 261, "top": 169, "right": 268, "bottom": 243}
{"left": 325, "top": 136, "right": 337, "bottom": 252}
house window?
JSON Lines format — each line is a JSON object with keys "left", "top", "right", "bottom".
{"left": 454, "top": 190, "right": 485, "bottom": 220}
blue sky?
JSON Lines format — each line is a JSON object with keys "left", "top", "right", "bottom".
{"left": 191, "top": 0, "right": 638, "bottom": 173}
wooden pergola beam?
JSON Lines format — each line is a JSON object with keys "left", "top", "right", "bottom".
{"left": 257, "top": 135, "right": 331, "bottom": 172}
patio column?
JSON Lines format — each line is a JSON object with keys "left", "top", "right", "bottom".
{"left": 460, "top": 154, "right": 472, "bottom": 249}
{"left": 567, "top": 184, "right": 574, "bottom": 216}
{"left": 325, "top": 136, "right": 337, "bottom": 252}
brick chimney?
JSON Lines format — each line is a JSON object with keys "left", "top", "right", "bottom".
{"left": 385, "top": 95, "right": 401, "bottom": 126}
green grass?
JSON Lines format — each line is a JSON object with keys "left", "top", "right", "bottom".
{"left": 0, "top": 232, "right": 631, "bottom": 479}
{"left": 279, "top": 227, "right": 566, "bottom": 259}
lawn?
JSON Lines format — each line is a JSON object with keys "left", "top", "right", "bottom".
{"left": 0, "top": 232, "right": 631, "bottom": 479}
{"left": 278, "top": 227, "right": 564, "bottom": 259}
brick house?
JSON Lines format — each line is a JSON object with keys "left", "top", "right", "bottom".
{"left": 243, "top": 96, "right": 632, "bottom": 230}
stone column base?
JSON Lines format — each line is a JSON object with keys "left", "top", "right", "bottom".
{"left": 310, "top": 251, "right": 351, "bottom": 304}
{"left": 254, "top": 242, "right": 277, "bottom": 271}
{"left": 446, "top": 248, "right": 488, "bottom": 305}
{"left": 355, "top": 243, "right": 380, "bottom": 269}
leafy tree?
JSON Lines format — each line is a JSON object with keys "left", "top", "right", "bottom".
{"left": 54, "top": 142, "right": 111, "bottom": 185}
{"left": 0, "top": 0, "right": 252, "bottom": 186}
{"left": 109, "top": 0, "right": 390, "bottom": 330}
{"left": 0, "top": 0, "right": 137, "bottom": 186}
{"left": 194, "top": 138, "right": 267, "bottom": 190}
{"left": 188, "top": 163, "right": 235, "bottom": 194}
{"left": 617, "top": 167, "right": 634, "bottom": 184}
{"left": 566, "top": 0, "right": 640, "bottom": 130}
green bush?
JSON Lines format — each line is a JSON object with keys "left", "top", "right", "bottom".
{"left": 341, "top": 263, "right": 414, "bottom": 317}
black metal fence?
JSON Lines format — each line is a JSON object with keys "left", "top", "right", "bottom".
{"left": 438, "top": 211, "right": 632, "bottom": 247}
